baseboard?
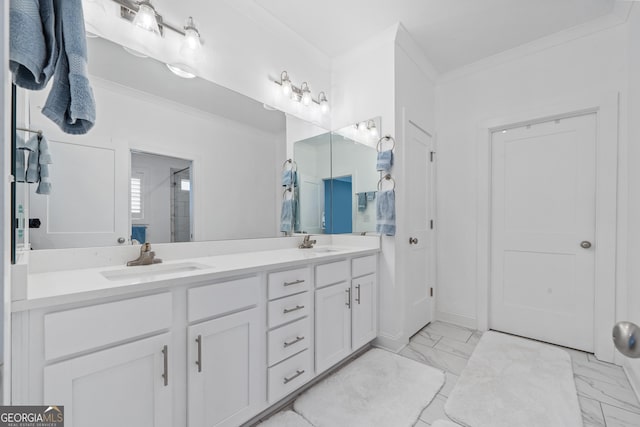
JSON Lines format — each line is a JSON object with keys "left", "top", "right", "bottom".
{"left": 373, "top": 332, "right": 407, "bottom": 352}
{"left": 623, "top": 358, "right": 640, "bottom": 404}
{"left": 435, "top": 310, "right": 477, "bottom": 330}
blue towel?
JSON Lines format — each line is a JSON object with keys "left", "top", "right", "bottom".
{"left": 376, "top": 150, "right": 393, "bottom": 172}
{"left": 23, "top": 135, "right": 39, "bottom": 183}
{"left": 22, "top": 135, "right": 53, "bottom": 194}
{"left": 357, "top": 193, "right": 367, "bottom": 212}
{"left": 131, "top": 226, "right": 147, "bottom": 244}
{"left": 282, "top": 169, "right": 297, "bottom": 187}
{"left": 376, "top": 190, "right": 396, "bottom": 236}
{"left": 280, "top": 199, "right": 294, "bottom": 233}
{"left": 42, "top": 0, "right": 96, "bottom": 135}
{"left": 366, "top": 191, "right": 376, "bottom": 201}
{"left": 10, "top": 0, "right": 58, "bottom": 90}
{"left": 15, "top": 136, "right": 28, "bottom": 182}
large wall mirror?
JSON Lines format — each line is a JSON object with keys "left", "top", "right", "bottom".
{"left": 14, "top": 36, "right": 287, "bottom": 250}
{"left": 292, "top": 117, "right": 381, "bottom": 235}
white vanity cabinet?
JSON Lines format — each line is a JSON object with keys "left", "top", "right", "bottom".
{"left": 44, "top": 334, "right": 173, "bottom": 427}
{"left": 36, "top": 293, "right": 174, "bottom": 427}
{"left": 315, "top": 256, "right": 377, "bottom": 373}
{"left": 186, "top": 276, "right": 263, "bottom": 427}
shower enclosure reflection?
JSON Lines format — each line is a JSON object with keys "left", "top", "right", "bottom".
{"left": 130, "top": 151, "right": 193, "bottom": 244}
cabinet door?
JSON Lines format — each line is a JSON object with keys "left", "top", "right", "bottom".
{"left": 352, "top": 274, "right": 377, "bottom": 349}
{"left": 44, "top": 334, "right": 172, "bottom": 427}
{"left": 315, "top": 282, "right": 351, "bottom": 373}
{"left": 188, "top": 308, "right": 262, "bottom": 427}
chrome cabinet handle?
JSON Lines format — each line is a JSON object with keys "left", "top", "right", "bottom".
{"left": 161, "top": 345, "right": 169, "bottom": 386}
{"left": 283, "top": 336, "right": 305, "bottom": 348}
{"left": 195, "top": 335, "right": 202, "bottom": 373}
{"left": 283, "top": 369, "right": 305, "bottom": 384}
{"left": 283, "top": 305, "right": 305, "bottom": 314}
{"left": 284, "top": 279, "right": 305, "bottom": 287}
{"left": 346, "top": 288, "right": 351, "bottom": 308}
{"left": 581, "top": 241, "right": 592, "bottom": 249}
{"left": 356, "top": 284, "right": 361, "bottom": 304}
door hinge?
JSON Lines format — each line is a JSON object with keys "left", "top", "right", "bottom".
{"left": 430, "top": 287, "right": 434, "bottom": 297}
{"left": 430, "top": 151, "right": 435, "bottom": 162}
{"left": 430, "top": 219, "right": 434, "bottom": 230}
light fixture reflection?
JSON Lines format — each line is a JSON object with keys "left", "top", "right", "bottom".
{"left": 368, "top": 120, "right": 378, "bottom": 137}
{"left": 166, "top": 63, "right": 197, "bottom": 79}
{"left": 281, "top": 71, "right": 292, "bottom": 97}
{"left": 318, "top": 92, "right": 329, "bottom": 114}
{"left": 133, "top": 1, "right": 160, "bottom": 34}
{"left": 180, "top": 17, "right": 202, "bottom": 57}
{"left": 301, "top": 82, "right": 312, "bottom": 106}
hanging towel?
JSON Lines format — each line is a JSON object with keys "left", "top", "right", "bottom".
{"left": 366, "top": 191, "right": 376, "bottom": 201}
{"left": 42, "top": 0, "right": 96, "bottom": 135}
{"left": 376, "top": 150, "right": 393, "bottom": 172}
{"left": 9, "top": 0, "right": 58, "bottom": 90}
{"left": 376, "top": 190, "right": 396, "bottom": 236}
{"left": 357, "top": 193, "right": 367, "bottom": 212}
{"left": 282, "top": 169, "right": 297, "bottom": 187}
{"left": 280, "top": 199, "right": 294, "bottom": 233}
{"left": 23, "top": 135, "right": 39, "bottom": 183}
{"left": 132, "top": 225, "right": 147, "bottom": 244}
{"left": 23, "top": 134, "right": 53, "bottom": 194}
{"left": 15, "top": 136, "right": 29, "bottom": 182}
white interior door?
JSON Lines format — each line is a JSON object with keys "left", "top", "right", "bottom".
{"left": 490, "top": 113, "right": 596, "bottom": 351}
{"left": 405, "top": 121, "right": 434, "bottom": 336}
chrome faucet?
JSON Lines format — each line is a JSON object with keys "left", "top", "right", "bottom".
{"left": 298, "top": 234, "right": 317, "bottom": 249}
{"left": 127, "top": 243, "right": 162, "bottom": 266}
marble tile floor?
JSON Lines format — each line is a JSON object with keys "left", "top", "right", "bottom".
{"left": 399, "top": 321, "right": 640, "bottom": 427}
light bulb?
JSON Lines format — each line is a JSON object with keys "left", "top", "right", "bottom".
{"left": 301, "top": 83, "right": 312, "bottom": 106}
{"left": 369, "top": 124, "right": 379, "bottom": 138}
{"left": 180, "top": 17, "right": 201, "bottom": 58}
{"left": 133, "top": 2, "right": 160, "bottom": 34}
{"left": 280, "top": 71, "right": 292, "bottom": 97}
{"left": 358, "top": 122, "right": 367, "bottom": 132}
{"left": 318, "top": 92, "right": 329, "bottom": 114}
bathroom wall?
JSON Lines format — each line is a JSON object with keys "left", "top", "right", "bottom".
{"left": 27, "top": 76, "right": 283, "bottom": 247}
{"left": 435, "top": 18, "right": 628, "bottom": 327}
{"left": 625, "top": 3, "right": 640, "bottom": 395}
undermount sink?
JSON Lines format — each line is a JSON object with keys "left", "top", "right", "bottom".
{"left": 309, "top": 247, "right": 341, "bottom": 253}
{"left": 101, "top": 262, "right": 212, "bottom": 281}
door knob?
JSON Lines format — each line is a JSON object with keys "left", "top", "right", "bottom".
{"left": 580, "top": 241, "right": 592, "bottom": 249}
{"left": 409, "top": 237, "right": 418, "bottom": 245}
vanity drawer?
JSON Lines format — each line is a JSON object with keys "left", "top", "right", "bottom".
{"left": 268, "top": 317, "right": 311, "bottom": 367}
{"left": 44, "top": 292, "right": 172, "bottom": 361}
{"left": 268, "top": 267, "right": 310, "bottom": 300}
{"left": 268, "top": 349, "right": 312, "bottom": 403}
{"left": 268, "top": 291, "right": 311, "bottom": 328}
{"left": 316, "top": 260, "right": 349, "bottom": 288}
{"left": 352, "top": 254, "right": 377, "bottom": 278}
{"left": 188, "top": 276, "right": 259, "bottom": 322}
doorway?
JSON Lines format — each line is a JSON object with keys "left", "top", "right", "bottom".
{"left": 490, "top": 113, "right": 596, "bottom": 351}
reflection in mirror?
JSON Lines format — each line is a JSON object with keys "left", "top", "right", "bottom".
{"left": 16, "top": 36, "right": 287, "bottom": 250}
{"left": 130, "top": 151, "right": 193, "bottom": 244}
{"left": 292, "top": 117, "right": 380, "bottom": 235}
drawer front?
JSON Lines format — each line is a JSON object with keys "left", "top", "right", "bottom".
{"left": 268, "top": 267, "right": 310, "bottom": 300}
{"left": 45, "top": 293, "right": 172, "bottom": 361}
{"left": 268, "top": 292, "right": 311, "bottom": 328}
{"left": 188, "top": 276, "right": 259, "bottom": 323}
{"left": 352, "top": 255, "right": 377, "bottom": 278}
{"left": 268, "top": 317, "right": 311, "bottom": 367}
{"left": 268, "top": 349, "right": 312, "bottom": 403}
{"left": 315, "top": 260, "right": 349, "bottom": 288}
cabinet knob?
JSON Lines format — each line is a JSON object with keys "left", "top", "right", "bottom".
{"left": 409, "top": 237, "right": 418, "bottom": 245}
{"left": 580, "top": 241, "right": 592, "bottom": 249}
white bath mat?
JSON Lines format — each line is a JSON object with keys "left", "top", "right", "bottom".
{"left": 294, "top": 348, "right": 445, "bottom": 427}
{"left": 445, "top": 331, "right": 583, "bottom": 427}
{"left": 259, "top": 410, "right": 313, "bottom": 427}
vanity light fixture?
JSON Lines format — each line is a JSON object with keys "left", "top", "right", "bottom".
{"left": 180, "top": 17, "right": 202, "bottom": 55}
{"left": 367, "top": 120, "right": 379, "bottom": 137}
{"left": 274, "top": 71, "right": 330, "bottom": 114}
{"left": 357, "top": 121, "right": 368, "bottom": 132}
{"left": 132, "top": 1, "right": 160, "bottom": 34}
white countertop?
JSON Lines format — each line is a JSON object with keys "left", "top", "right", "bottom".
{"left": 14, "top": 245, "right": 379, "bottom": 312}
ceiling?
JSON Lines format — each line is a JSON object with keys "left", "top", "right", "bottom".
{"left": 252, "top": 0, "right": 616, "bottom": 72}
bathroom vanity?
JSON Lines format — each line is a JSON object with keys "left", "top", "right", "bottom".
{"left": 10, "top": 236, "right": 379, "bottom": 427}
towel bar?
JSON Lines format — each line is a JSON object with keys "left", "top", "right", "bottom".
{"left": 377, "top": 174, "right": 396, "bottom": 191}
{"left": 16, "top": 127, "right": 43, "bottom": 136}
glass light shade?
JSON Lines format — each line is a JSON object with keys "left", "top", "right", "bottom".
{"left": 320, "top": 99, "right": 330, "bottom": 114}
{"left": 302, "top": 90, "right": 312, "bottom": 106}
{"left": 282, "top": 79, "right": 292, "bottom": 97}
{"left": 133, "top": 3, "right": 160, "bottom": 34}
{"left": 357, "top": 122, "right": 367, "bottom": 132}
{"left": 180, "top": 26, "right": 202, "bottom": 59}
{"left": 369, "top": 124, "right": 379, "bottom": 138}
{"left": 166, "top": 63, "right": 196, "bottom": 79}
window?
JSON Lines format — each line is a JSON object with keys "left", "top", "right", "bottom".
{"left": 181, "top": 179, "right": 191, "bottom": 192}
{"left": 131, "top": 172, "right": 144, "bottom": 219}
